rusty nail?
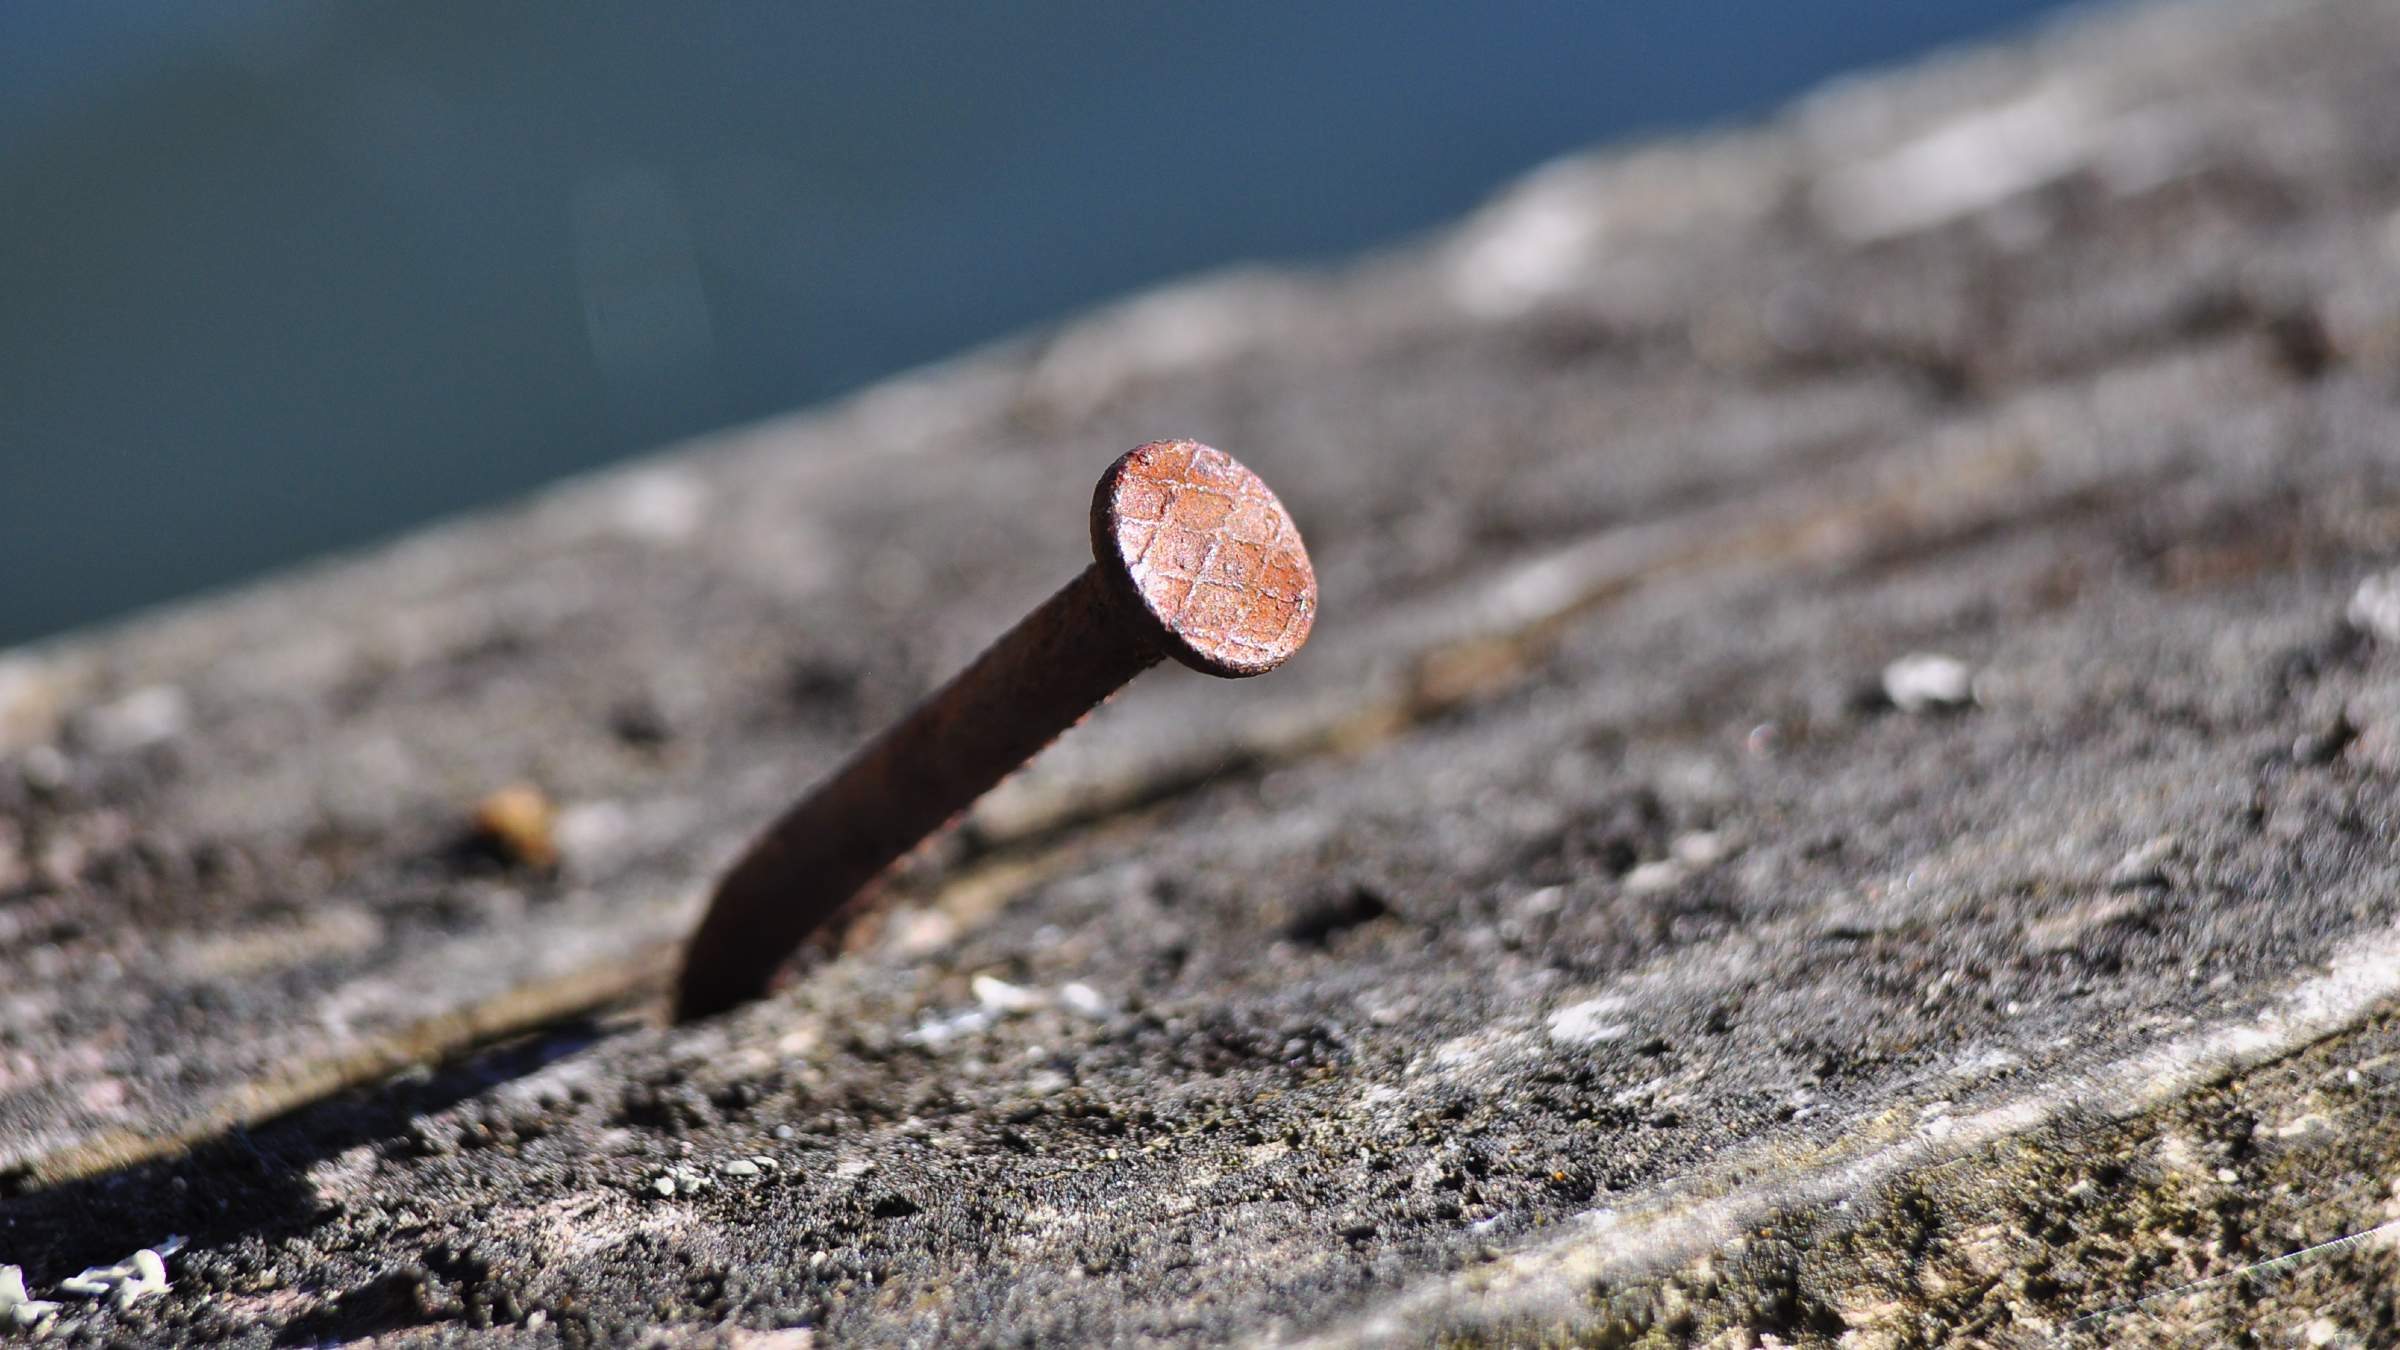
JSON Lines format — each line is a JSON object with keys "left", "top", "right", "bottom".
{"left": 673, "top": 439, "right": 1318, "bottom": 1021}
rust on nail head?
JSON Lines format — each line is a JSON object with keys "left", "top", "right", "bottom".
{"left": 1093, "top": 439, "right": 1317, "bottom": 678}
{"left": 672, "top": 440, "right": 1316, "bottom": 1021}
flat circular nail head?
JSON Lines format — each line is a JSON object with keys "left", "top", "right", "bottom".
{"left": 1092, "top": 440, "right": 1318, "bottom": 678}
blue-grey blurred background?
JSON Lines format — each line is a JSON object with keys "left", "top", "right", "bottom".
{"left": 1, "top": 1, "right": 2080, "bottom": 648}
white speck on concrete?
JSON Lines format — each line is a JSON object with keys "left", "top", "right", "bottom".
{"left": 1058, "top": 982, "right": 1113, "bottom": 1019}
{"left": 1812, "top": 85, "right": 2096, "bottom": 242}
{"left": 1, "top": 1265, "right": 62, "bottom": 1328}
{"left": 1428, "top": 1026, "right": 1534, "bottom": 1077}
{"left": 1945, "top": 1045, "right": 2023, "bottom": 1081}
{"left": 2347, "top": 570, "right": 2400, "bottom": 644}
{"left": 902, "top": 965, "right": 1084, "bottom": 1052}
{"left": 1620, "top": 860, "right": 1684, "bottom": 897}
{"left": 1670, "top": 831, "right": 1730, "bottom": 869}
{"left": 76, "top": 684, "right": 190, "bottom": 753}
{"left": 610, "top": 470, "right": 710, "bottom": 544}
{"left": 1883, "top": 652, "right": 1975, "bottom": 712}
{"left": 1515, "top": 886, "right": 1567, "bottom": 917}
{"left": 651, "top": 1165, "right": 715, "bottom": 1198}
{"left": 906, "top": 1008, "right": 991, "bottom": 1047}
{"left": 54, "top": 1237, "right": 179, "bottom": 1311}
{"left": 971, "top": 974, "right": 1046, "bottom": 1014}
{"left": 1548, "top": 997, "right": 1634, "bottom": 1047}
{"left": 553, "top": 800, "right": 633, "bottom": 873}
{"left": 1611, "top": 1075, "right": 1672, "bottom": 1109}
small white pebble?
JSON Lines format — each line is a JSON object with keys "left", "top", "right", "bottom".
{"left": 1058, "top": 982, "right": 1113, "bottom": 1019}
{"left": 2351, "top": 570, "right": 2400, "bottom": 643}
{"left": 2216, "top": 1167, "right": 2239, "bottom": 1183}
{"left": 751, "top": 1155, "right": 779, "bottom": 1169}
{"left": 526, "top": 1310, "right": 549, "bottom": 1330}
{"left": 720, "top": 1159, "right": 760, "bottom": 1178}
{"left": 1, "top": 1265, "right": 62, "bottom": 1328}
{"left": 1883, "top": 652, "right": 1974, "bottom": 712}
{"left": 1670, "top": 831, "right": 1728, "bottom": 868}
{"left": 611, "top": 470, "right": 710, "bottom": 544}
{"left": 552, "top": 801, "right": 632, "bottom": 872}
{"left": 971, "top": 974, "right": 1045, "bottom": 1014}
{"left": 653, "top": 1175, "right": 677, "bottom": 1197}
{"left": 1620, "top": 860, "right": 1684, "bottom": 896}
{"left": 907, "top": 1007, "right": 993, "bottom": 1046}
{"left": 1547, "top": 997, "right": 1633, "bottom": 1047}
{"left": 53, "top": 1242, "right": 173, "bottom": 1311}
{"left": 1514, "top": 886, "right": 1566, "bottom": 917}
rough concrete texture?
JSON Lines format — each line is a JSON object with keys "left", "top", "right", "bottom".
{"left": 8, "top": 0, "right": 2400, "bottom": 1343}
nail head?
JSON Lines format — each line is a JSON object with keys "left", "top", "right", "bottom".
{"left": 1091, "top": 440, "right": 1318, "bottom": 678}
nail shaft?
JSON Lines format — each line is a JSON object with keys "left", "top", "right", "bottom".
{"left": 675, "top": 567, "right": 1156, "bottom": 1020}
{"left": 674, "top": 440, "right": 1316, "bottom": 1020}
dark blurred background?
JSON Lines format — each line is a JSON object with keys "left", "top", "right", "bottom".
{"left": 1, "top": 1, "right": 2080, "bottom": 647}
